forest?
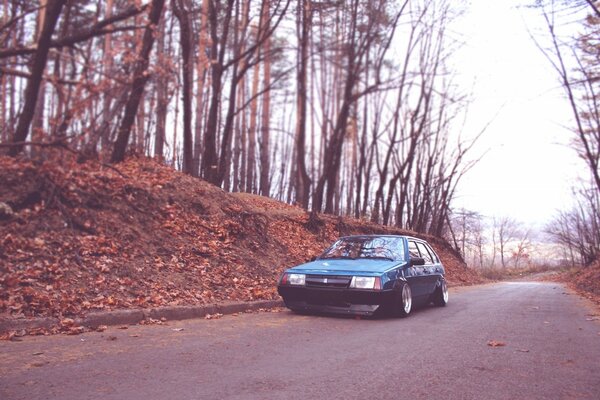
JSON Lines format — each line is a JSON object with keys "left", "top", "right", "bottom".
{"left": 0, "top": 0, "right": 599, "bottom": 269}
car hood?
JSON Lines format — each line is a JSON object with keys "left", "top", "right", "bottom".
{"left": 287, "top": 259, "right": 406, "bottom": 275}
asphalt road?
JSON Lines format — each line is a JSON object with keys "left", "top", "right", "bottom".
{"left": 1, "top": 281, "right": 600, "bottom": 400}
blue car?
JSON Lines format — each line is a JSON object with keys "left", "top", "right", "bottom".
{"left": 277, "top": 235, "right": 448, "bottom": 317}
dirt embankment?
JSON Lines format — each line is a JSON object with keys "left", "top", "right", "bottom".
{"left": 0, "top": 156, "right": 482, "bottom": 321}
{"left": 561, "top": 261, "right": 600, "bottom": 306}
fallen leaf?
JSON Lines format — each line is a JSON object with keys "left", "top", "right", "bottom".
{"left": 516, "top": 349, "right": 530, "bottom": 353}
{"left": 487, "top": 340, "right": 506, "bottom": 347}
{"left": 30, "top": 361, "right": 49, "bottom": 368}
{"left": 172, "top": 328, "right": 184, "bottom": 332}
{"left": 60, "top": 318, "right": 75, "bottom": 327}
{"left": 32, "top": 352, "right": 44, "bottom": 356}
{"left": 107, "top": 336, "right": 117, "bottom": 341}
{"left": 66, "top": 326, "right": 85, "bottom": 335}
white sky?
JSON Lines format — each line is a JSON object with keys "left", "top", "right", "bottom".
{"left": 451, "top": 0, "right": 587, "bottom": 228}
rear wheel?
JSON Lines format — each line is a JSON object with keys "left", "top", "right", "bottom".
{"left": 433, "top": 279, "right": 449, "bottom": 307}
{"left": 393, "top": 283, "right": 412, "bottom": 318}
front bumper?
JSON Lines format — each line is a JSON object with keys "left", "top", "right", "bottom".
{"left": 277, "top": 286, "right": 395, "bottom": 316}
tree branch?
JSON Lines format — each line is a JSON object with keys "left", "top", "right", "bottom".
{"left": 0, "top": 5, "right": 147, "bottom": 59}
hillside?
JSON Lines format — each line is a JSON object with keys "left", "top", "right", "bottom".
{"left": 565, "top": 261, "right": 600, "bottom": 305}
{"left": 0, "top": 155, "right": 481, "bottom": 322}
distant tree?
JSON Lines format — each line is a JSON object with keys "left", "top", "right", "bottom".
{"left": 546, "top": 186, "right": 600, "bottom": 265}
{"left": 495, "top": 217, "right": 522, "bottom": 268}
{"left": 448, "top": 209, "right": 484, "bottom": 257}
{"left": 511, "top": 229, "right": 532, "bottom": 268}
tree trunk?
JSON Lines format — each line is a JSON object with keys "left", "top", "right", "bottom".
{"left": 111, "top": 0, "right": 165, "bottom": 163}
{"left": 232, "top": 0, "right": 251, "bottom": 192}
{"left": 154, "top": 13, "right": 167, "bottom": 160}
{"left": 216, "top": 1, "right": 244, "bottom": 187}
{"left": 100, "top": 0, "right": 115, "bottom": 154}
{"left": 9, "top": 0, "right": 66, "bottom": 156}
{"left": 30, "top": 0, "right": 49, "bottom": 157}
{"left": 192, "top": 0, "right": 210, "bottom": 176}
{"left": 293, "top": 0, "right": 311, "bottom": 208}
{"left": 246, "top": 26, "right": 261, "bottom": 194}
{"left": 201, "top": 0, "right": 234, "bottom": 183}
{"left": 172, "top": 0, "right": 194, "bottom": 174}
{"left": 259, "top": 0, "right": 271, "bottom": 197}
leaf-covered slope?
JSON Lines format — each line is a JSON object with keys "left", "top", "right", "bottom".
{"left": 568, "top": 261, "right": 600, "bottom": 304}
{"left": 0, "top": 156, "right": 481, "bottom": 319}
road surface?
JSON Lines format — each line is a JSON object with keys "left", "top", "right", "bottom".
{"left": 1, "top": 281, "right": 599, "bottom": 399}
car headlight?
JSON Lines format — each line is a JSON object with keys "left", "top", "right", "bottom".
{"left": 286, "top": 273, "right": 306, "bottom": 286}
{"left": 349, "top": 276, "right": 381, "bottom": 290}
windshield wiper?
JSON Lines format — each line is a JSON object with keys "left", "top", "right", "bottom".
{"left": 361, "top": 256, "right": 395, "bottom": 261}
{"left": 320, "top": 255, "right": 356, "bottom": 260}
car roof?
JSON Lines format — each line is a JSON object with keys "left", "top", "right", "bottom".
{"left": 340, "top": 234, "right": 424, "bottom": 241}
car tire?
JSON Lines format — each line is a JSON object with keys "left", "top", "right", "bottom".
{"left": 393, "top": 282, "right": 412, "bottom": 318}
{"left": 432, "top": 279, "right": 449, "bottom": 307}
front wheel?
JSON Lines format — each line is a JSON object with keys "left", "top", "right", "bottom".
{"left": 393, "top": 283, "right": 412, "bottom": 318}
{"left": 433, "top": 279, "right": 449, "bottom": 307}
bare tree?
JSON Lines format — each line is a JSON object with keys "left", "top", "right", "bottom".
{"left": 312, "top": 0, "right": 408, "bottom": 213}
{"left": 511, "top": 229, "right": 532, "bottom": 268}
{"left": 534, "top": 2, "right": 600, "bottom": 193}
{"left": 495, "top": 216, "right": 522, "bottom": 268}
{"left": 201, "top": 0, "right": 290, "bottom": 187}
{"left": 547, "top": 186, "right": 600, "bottom": 265}
{"left": 111, "top": 0, "right": 165, "bottom": 163}
{"left": 8, "top": 0, "right": 66, "bottom": 156}
{"left": 533, "top": 0, "right": 600, "bottom": 265}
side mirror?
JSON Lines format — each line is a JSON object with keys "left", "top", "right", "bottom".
{"left": 309, "top": 256, "right": 317, "bottom": 262}
{"left": 410, "top": 257, "right": 425, "bottom": 266}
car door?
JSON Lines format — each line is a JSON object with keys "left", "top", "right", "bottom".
{"left": 406, "top": 240, "right": 427, "bottom": 300}
{"left": 415, "top": 241, "right": 439, "bottom": 295}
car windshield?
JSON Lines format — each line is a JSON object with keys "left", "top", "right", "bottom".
{"left": 319, "top": 236, "right": 405, "bottom": 261}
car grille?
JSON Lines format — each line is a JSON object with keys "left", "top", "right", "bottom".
{"left": 305, "top": 275, "right": 351, "bottom": 288}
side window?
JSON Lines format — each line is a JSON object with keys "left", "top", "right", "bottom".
{"left": 408, "top": 241, "right": 420, "bottom": 258}
{"left": 424, "top": 243, "right": 440, "bottom": 263}
{"left": 416, "top": 242, "right": 434, "bottom": 264}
